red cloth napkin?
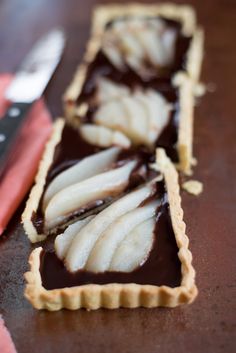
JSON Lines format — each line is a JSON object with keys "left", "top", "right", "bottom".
{"left": 0, "top": 74, "right": 52, "bottom": 235}
{"left": 0, "top": 316, "right": 17, "bottom": 353}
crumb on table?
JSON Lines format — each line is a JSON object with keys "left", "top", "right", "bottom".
{"left": 182, "top": 180, "right": 203, "bottom": 196}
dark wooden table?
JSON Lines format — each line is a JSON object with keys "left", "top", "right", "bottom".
{"left": 0, "top": 0, "right": 235, "bottom": 352}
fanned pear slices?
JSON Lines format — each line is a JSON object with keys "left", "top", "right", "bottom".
{"left": 64, "top": 183, "right": 156, "bottom": 272}
{"left": 94, "top": 87, "right": 171, "bottom": 146}
{"left": 96, "top": 77, "right": 129, "bottom": 104}
{"left": 45, "top": 160, "right": 137, "bottom": 230}
{"left": 102, "top": 17, "right": 177, "bottom": 76}
{"left": 86, "top": 200, "right": 159, "bottom": 272}
{"left": 109, "top": 217, "right": 155, "bottom": 272}
{"left": 43, "top": 147, "right": 120, "bottom": 209}
{"left": 80, "top": 124, "right": 131, "bottom": 149}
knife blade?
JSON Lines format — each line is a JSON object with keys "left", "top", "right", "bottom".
{"left": 0, "top": 28, "right": 65, "bottom": 175}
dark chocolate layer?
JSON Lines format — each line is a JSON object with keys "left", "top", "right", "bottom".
{"left": 40, "top": 181, "right": 182, "bottom": 289}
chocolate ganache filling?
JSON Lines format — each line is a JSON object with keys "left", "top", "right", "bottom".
{"left": 31, "top": 124, "right": 159, "bottom": 234}
{"left": 40, "top": 180, "right": 182, "bottom": 289}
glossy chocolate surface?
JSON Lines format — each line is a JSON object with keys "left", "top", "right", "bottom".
{"left": 40, "top": 181, "right": 181, "bottom": 289}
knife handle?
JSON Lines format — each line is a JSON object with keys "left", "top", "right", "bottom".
{"left": 0, "top": 102, "right": 32, "bottom": 169}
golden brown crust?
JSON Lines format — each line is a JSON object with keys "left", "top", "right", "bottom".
{"left": 63, "top": 3, "right": 204, "bottom": 171}
{"left": 92, "top": 3, "right": 196, "bottom": 36}
{"left": 22, "top": 118, "right": 65, "bottom": 243}
{"left": 156, "top": 149, "right": 196, "bottom": 289}
{"left": 174, "top": 74, "right": 195, "bottom": 174}
{"left": 24, "top": 148, "right": 197, "bottom": 310}
{"left": 186, "top": 28, "right": 204, "bottom": 83}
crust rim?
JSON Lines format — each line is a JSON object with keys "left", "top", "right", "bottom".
{"left": 22, "top": 118, "right": 65, "bottom": 243}
{"left": 24, "top": 148, "right": 197, "bottom": 310}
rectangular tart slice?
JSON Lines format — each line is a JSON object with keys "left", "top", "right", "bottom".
{"left": 24, "top": 148, "right": 197, "bottom": 310}
{"left": 64, "top": 4, "right": 204, "bottom": 173}
{"left": 23, "top": 118, "right": 160, "bottom": 242}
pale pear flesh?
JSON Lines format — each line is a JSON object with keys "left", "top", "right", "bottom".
{"left": 45, "top": 160, "right": 136, "bottom": 230}
{"left": 94, "top": 86, "right": 171, "bottom": 146}
{"left": 94, "top": 99, "right": 129, "bottom": 133}
{"left": 86, "top": 200, "right": 159, "bottom": 272}
{"left": 55, "top": 189, "right": 158, "bottom": 273}
{"left": 80, "top": 124, "right": 131, "bottom": 148}
{"left": 102, "top": 17, "right": 177, "bottom": 76}
{"left": 64, "top": 184, "right": 154, "bottom": 272}
{"left": 43, "top": 147, "right": 120, "bottom": 209}
{"left": 54, "top": 216, "right": 94, "bottom": 260}
{"left": 102, "top": 45, "right": 125, "bottom": 71}
{"left": 109, "top": 217, "right": 155, "bottom": 272}
{"left": 96, "top": 77, "right": 129, "bottom": 104}
{"left": 121, "top": 96, "right": 148, "bottom": 142}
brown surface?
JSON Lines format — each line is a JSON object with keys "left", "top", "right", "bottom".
{"left": 0, "top": 0, "right": 235, "bottom": 352}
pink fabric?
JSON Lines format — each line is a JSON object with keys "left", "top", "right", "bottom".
{"left": 0, "top": 316, "right": 17, "bottom": 353}
{"left": 0, "top": 74, "right": 52, "bottom": 234}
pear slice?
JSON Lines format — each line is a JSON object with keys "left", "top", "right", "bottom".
{"left": 120, "top": 32, "right": 143, "bottom": 61}
{"left": 135, "top": 27, "right": 166, "bottom": 67}
{"left": 86, "top": 200, "right": 159, "bottom": 272}
{"left": 96, "top": 77, "right": 129, "bottom": 104}
{"left": 94, "top": 99, "right": 129, "bottom": 133}
{"left": 114, "top": 22, "right": 146, "bottom": 73}
{"left": 146, "top": 90, "right": 171, "bottom": 133}
{"left": 102, "top": 44, "right": 125, "bottom": 71}
{"left": 95, "top": 88, "right": 170, "bottom": 146}
{"left": 95, "top": 95, "right": 148, "bottom": 145}
{"left": 133, "top": 91, "right": 158, "bottom": 144}
{"left": 43, "top": 147, "right": 120, "bottom": 209}
{"left": 109, "top": 217, "right": 155, "bottom": 272}
{"left": 134, "top": 90, "right": 171, "bottom": 144}
{"left": 125, "top": 54, "right": 144, "bottom": 75}
{"left": 102, "top": 17, "right": 176, "bottom": 77}
{"left": 121, "top": 96, "right": 148, "bottom": 143}
{"left": 147, "top": 18, "right": 165, "bottom": 32}
{"left": 55, "top": 216, "right": 94, "bottom": 260}
{"left": 65, "top": 184, "right": 153, "bottom": 272}
{"left": 161, "top": 29, "right": 176, "bottom": 65}
{"left": 45, "top": 160, "right": 136, "bottom": 230}
{"left": 80, "top": 124, "right": 131, "bottom": 148}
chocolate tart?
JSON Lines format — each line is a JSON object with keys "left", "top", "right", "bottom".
{"left": 24, "top": 148, "right": 197, "bottom": 310}
{"left": 63, "top": 3, "right": 204, "bottom": 173}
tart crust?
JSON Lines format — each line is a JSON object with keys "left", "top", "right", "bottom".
{"left": 176, "top": 75, "right": 195, "bottom": 173}
{"left": 22, "top": 118, "right": 65, "bottom": 243}
{"left": 24, "top": 148, "right": 198, "bottom": 310}
{"left": 63, "top": 3, "right": 204, "bottom": 173}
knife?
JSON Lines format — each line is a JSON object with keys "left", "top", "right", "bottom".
{"left": 0, "top": 28, "right": 65, "bottom": 175}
